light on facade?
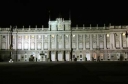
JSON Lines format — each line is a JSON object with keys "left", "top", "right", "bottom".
{"left": 38, "top": 35, "right": 41, "bottom": 39}
{"left": 123, "top": 33, "right": 125, "bottom": 36}
{"left": 45, "top": 35, "right": 47, "bottom": 37}
{"left": 107, "top": 34, "right": 109, "bottom": 37}
{"left": 25, "top": 35, "right": 28, "bottom": 39}
{"left": 52, "top": 35, "right": 54, "bottom": 38}
{"left": 32, "top": 35, "right": 34, "bottom": 38}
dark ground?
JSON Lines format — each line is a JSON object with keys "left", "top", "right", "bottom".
{"left": 0, "top": 61, "right": 128, "bottom": 84}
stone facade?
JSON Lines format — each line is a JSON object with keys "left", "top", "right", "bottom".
{"left": 0, "top": 18, "right": 128, "bottom": 62}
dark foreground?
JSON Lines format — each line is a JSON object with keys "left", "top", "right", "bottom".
{"left": 0, "top": 61, "right": 128, "bottom": 84}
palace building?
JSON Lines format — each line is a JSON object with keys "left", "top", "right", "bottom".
{"left": 0, "top": 17, "right": 128, "bottom": 62}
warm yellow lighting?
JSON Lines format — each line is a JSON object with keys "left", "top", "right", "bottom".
{"left": 32, "top": 35, "right": 34, "bottom": 38}
{"left": 123, "top": 33, "right": 125, "bottom": 36}
{"left": 25, "top": 35, "right": 28, "bottom": 39}
{"left": 107, "top": 34, "right": 109, "bottom": 37}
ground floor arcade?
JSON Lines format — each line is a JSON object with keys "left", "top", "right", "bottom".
{"left": 0, "top": 49, "right": 128, "bottom": 62}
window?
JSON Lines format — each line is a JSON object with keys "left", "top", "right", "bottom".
{"left": 18, "top": 42, "right": 22, "bottom": 49}
{"left": 2, "top": 42, "right": 6, "bottom": 49}
{"left": 18, "top": 36, "right": 21, "bottom": 39}
{"left": 3, "top": 36, "right": 5, "bottom": 38}
{"left": 25, "top": 35, "right": 28, "bottom": 39}
{"left": 30, "top": 42, "right": 35, "bottom": 49}
{"left": 80, "top": 55, "right": 82, "bottom": 58}
{"left": 73, "top": 55, "right": 75, "bottom": 58}
{"left": 24, "top": 42, "right": 28, "bottom": 49}
{"left": 38, "top": 35, "right": 41, "bottom": 39}
{"left": 37, "top": 43, "right": 41, "bottom": 50}
{"left": 44, "top": 42, "right": 48, "bottom": 49}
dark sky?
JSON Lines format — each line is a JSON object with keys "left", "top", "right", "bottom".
{"left": 0, "top": 0, "right": 128, "bottom": 28}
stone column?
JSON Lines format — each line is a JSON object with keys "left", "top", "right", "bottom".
{"left": 28, "top": 35, "right": 30, "bottom": 50}
{"left": 7, "top": 33, "right": 9, "bottom": 49}
{"left": 35, "top": 35, "right": 37, "bottom": 50}
{"left": 0, "top": 35, "right": 1, "bottom": 49}
{"left": 110, "top": 33, "right": 115, "bottom": 49}
{"left": 90, "top": 34, "right": 92, "bottom": 50}
{"left": 77, "top": 34, "right": 79, "bottom": 50}
{"left": 42, "top": 35, "right": 43, "bottom": 50}
{"left": 110, "top": 33, "right": 112, "bottom": 49}
{"left": 83, "top": 34, "right": 85, "bottom": 50}
{"left": 48, "top": 35, "right": 50, "bottom": 50}
{"left": 97, "top": 34, "right": 99, "bottom": 48}
{"left": 120, "top": 33, "right": 123, "bottom": 49}
{"left": 6, "top": 34, "right": 8, "bottom": 49}
{"left": 22, "top": 35, "right": 24, "bottom": 50}
{"left": 69, "top": 34, "right": 71, "bottom": 49}
{"left": 113, "top": 33, "right": 116, "bottom": 49}
{"left": 55, "top": 34, "right": 57, "bottom": 50}
{"left": 15, "top": 35, "right": 16, "bottom": 50}
{"left": 63, "top": 34, "right": 64, "bottom": 49}
{"left": 104, "top": 34, "right": 107, "bottom": 49}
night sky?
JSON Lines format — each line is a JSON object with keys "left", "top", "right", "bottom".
{"left": 0, "top": 0, "right": 128, "bottom": 28}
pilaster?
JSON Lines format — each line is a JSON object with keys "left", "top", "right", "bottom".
{"left": 90, "top": 34, "right": 92, "bottom": 50}
{"left": 120, "top": 33, "right": 123, "bottom": 49}
{"left": 104, "top": 34, "right": 107, "bottom": 49}
{"left": 77, "top": 34, "right": 79, "bottom": 50}
{"left": 83, "top": 34, "right": 85, "bottom": 50}
{"left": 42, "top": 35, "right": 44, "bottom": 50}
{"left": 28, "top": 35, "right": 30, "bottom": 50}
{"left": 22, "top": 35, "right": 23, "bottom": 50}
{"left": 35, "top": 35, "right": 37, "bottom": 50}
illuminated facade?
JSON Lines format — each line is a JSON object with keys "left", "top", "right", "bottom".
{"left": 0, "top": 18, "right": 128, "bottom": 62}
